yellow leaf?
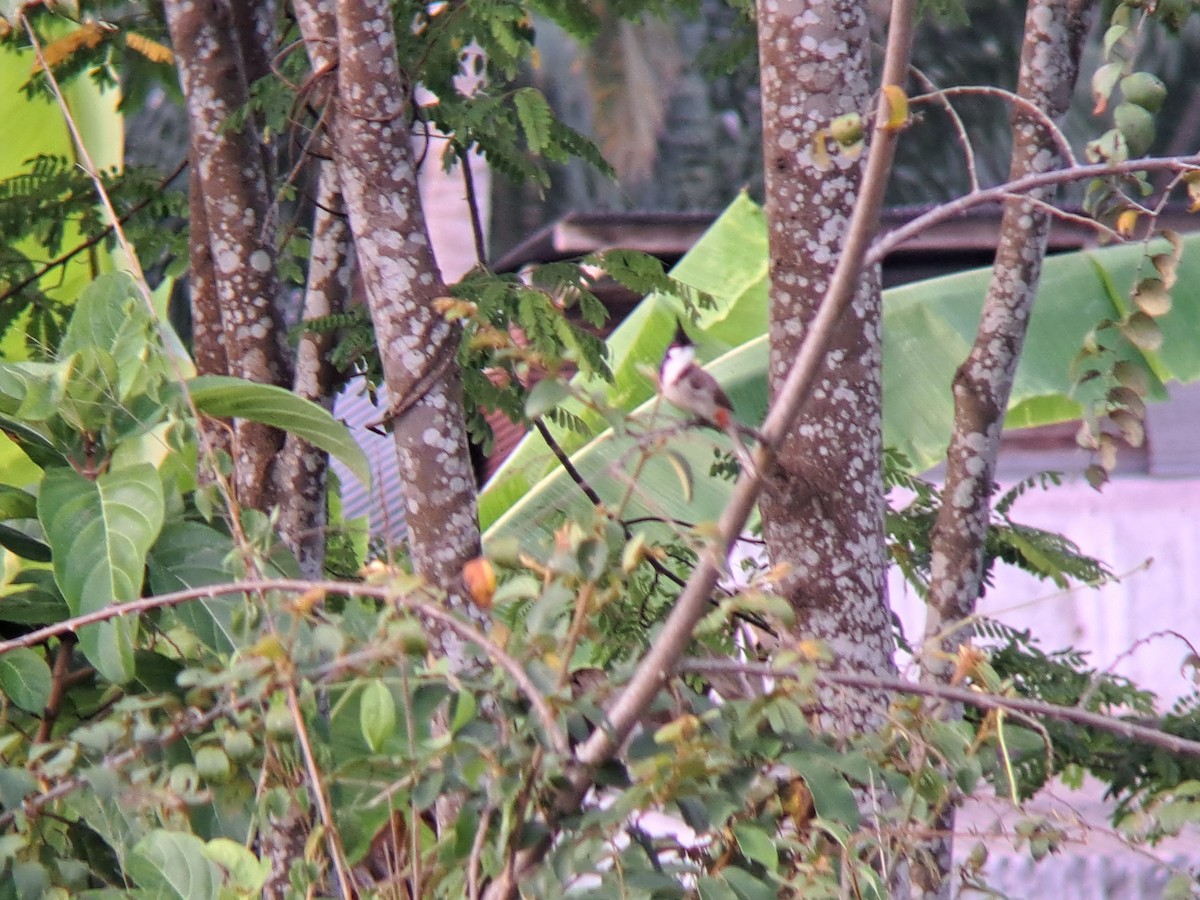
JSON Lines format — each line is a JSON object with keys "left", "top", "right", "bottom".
{"left": 248, "top": 634, "right": 287, "bottom": 662}
{"left": 880, "top": 84, "right": 909, "bottom": 133}
{"left": 810, "top": 129, "right": 833, "bottom": 172}
{"left": 286, "top": 587, "right": 326, "bottom": 614}
{"left": 951, "top": 643, "right": 985, "bottom": 686}
{"left": 1115, "top": 208, "right": 1139, "bottom": 238}
{"left": 1184, "top": 172, "right": 1200, "bottom": 213}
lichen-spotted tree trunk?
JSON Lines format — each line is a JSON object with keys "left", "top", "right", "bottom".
{"left": 164, "top": 0, "right": 292, "bottom": 513}
{"left": 917, "top": 2, "right": 1095, "bottom": 895}
{"left": 294, "top": 0, "right": 484, "bottom": 641}
{"left": 756, "top": 0, "right": 896, "bottom": 732}
{"left": 165, "top": 0, "right": 342, "bottom": 576}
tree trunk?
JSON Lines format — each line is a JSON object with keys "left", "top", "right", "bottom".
{"left": 275, "top": 163, "right": 353, "bottom": 577}
{"left": 295, "top": 0, "right": 485, "bottom": 650}
{"left": 756, "top": 0, "right": 896, "bottom": 733}
{"left": 164, "top": 0, "right": 291, "bottom": 512}
{"left": 917, "top": 2, "right": 1095, "bottom": 895}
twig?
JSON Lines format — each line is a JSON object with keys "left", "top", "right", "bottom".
{"left": 910, "top": 85, "right": 1078, "bottom": 168}
{"left": 534, "top": 418, "right": 604, "bottom": 507}
{"left": 284, "top": 676, "right": 354, "bottom": 898}
{"left": 677, "top": 659, "right": 1200, "bottom": 759}
{"left": 34, "top": 635, "right": 75, "bottom": 744}
{"left": 909, "top": 66, "right": 979, "bottom": 193}
{"left": 467, "top": 802, "right": 495, "bottom": 900}
{"left": 460, "top": 144, "right": 488, "bottom": 267}
{"left": 869, "top": 154, "right": 1200, "bottom": 266}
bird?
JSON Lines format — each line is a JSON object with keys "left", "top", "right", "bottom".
{"left": 658, "top": 328, "right": 756, "bottom": 474}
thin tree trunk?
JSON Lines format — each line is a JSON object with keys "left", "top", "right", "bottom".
{"left": 917, "top": 1, "right": 1095, "bottom": 895}
{"left": 275, "top": 162, "right": 353, "bottom": 577}
{"left": 295, "top": 0, "right": 484, "bottom": 649}
{"left": 756, "top": 0, "right": 896, "bottom": 734}
{"left": 164, "top": 0, "right": 291, "bottom": 511}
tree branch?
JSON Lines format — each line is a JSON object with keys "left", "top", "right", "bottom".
{"left": 0, "top": 578, "right": 568, "bottom": 758}
{"left": 678, "top": 658, "right": 1200, "bottom": 759}
{"left": 869, "top": 154, "right": 1200, "bottom": 266}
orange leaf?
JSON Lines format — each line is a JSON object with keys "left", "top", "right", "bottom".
{"left": 462, "top": 557, "right": 496, "bottom": 610}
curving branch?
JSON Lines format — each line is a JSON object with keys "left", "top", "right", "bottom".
{"left": 868, "top": 153, "right": 1200, "bottom": 266}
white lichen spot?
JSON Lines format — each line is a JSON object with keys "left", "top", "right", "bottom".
{"left": 249, "top": 250, "right": 271, "bottom": 272}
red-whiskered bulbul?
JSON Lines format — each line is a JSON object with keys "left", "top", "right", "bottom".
{"left": 659, "top": 330, "right": 756, "bottom": 473}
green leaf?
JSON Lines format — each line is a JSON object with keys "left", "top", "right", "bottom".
{"left": 187, "top": 375, "right": 371, "bottom": 491}
{"left": 731, "top": 822, "right": 778, "bottom": 870}
{"left": 450, "top": 690, "right": 477, "bottom": 734}
{"left": 0, "top": 523, "right": 51, "bottom": 562}
{"left": 0, "top": 361, "right": 65, "bottom": 422}
{"left": 0, "top": 418, "right": 65, "bottom": 470}
{"left": 0, "top": 647, "right": 52, "bottom": 712}
{"left": 781, "top": 753, "right": 861, "bottom": 828}
{"left": 0, "top": 485, "right": 37, "bottom": 520}
{"left": 524, "top": 378, "right": 569, "bottom": 419}
{"left": 719, "top": 867, "right": 778, "bottom": 900}
{"left": 38, "top": 464, "right": 165, "bottom": 684}
{"left": 359, "top": 678, "right": 396, "bottom": 753}
{"left": 146, "top": 521, "right": 240, "bottom": 653}
{"left": 128, "top": 830, "right": 221, "bottom": 899}
{"left": 514, "top": 87, "right": 553, "bottom": 153}
{"left": 202, "top": 839, "right": 269, "bottom": 893}
{"left": 0, "top": 767, "right": 36, "bottom": 811}
{"left": 0, "top": 570, "right": 68, "bottom": 625}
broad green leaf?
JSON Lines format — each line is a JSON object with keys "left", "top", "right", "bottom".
{"left": 786, "top": 755, "right": 860, "bottom": 828}
{"left": 359, "top": 678, "right": 397, "bottom": 753}
{"left": 718, "top": 866, "right": 778, "bottom": 900}
{"left": 128, "top": 830, "right": 221, "bottom": 900}
{"left": 0, "top": 569, "right": 68, "bottom": 625}
{"left": 58, "top": 274, "right": 166, "bottom": 403}
{"left": 0, "top": 361, "right": 65, "bottom": 421}
{"left": 0, "top": 767, "right": 36, "bottom": 810}
{"left": 39, "top": 464, "right": 165, "bottom": 683}
{"left": 202, "top": 839, "right": 269, "bottom": 893}
{"left": 146, "top": 521, "right": 239, "bottom": 653}
{"left": 187, "top": 375, "right": 372, "bottom": 491}
{"left": 0, "top": 646, "right": 52, "bottom": 712}
{"left": 0, "top": 419, "right": 64, "bottom": 471}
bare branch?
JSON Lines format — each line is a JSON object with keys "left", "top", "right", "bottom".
{"left": 678, "top": 658, "right": 1200, "bottom": 759}
{"left": 869, "top": 154, "right": 1200, "bottom": 266}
